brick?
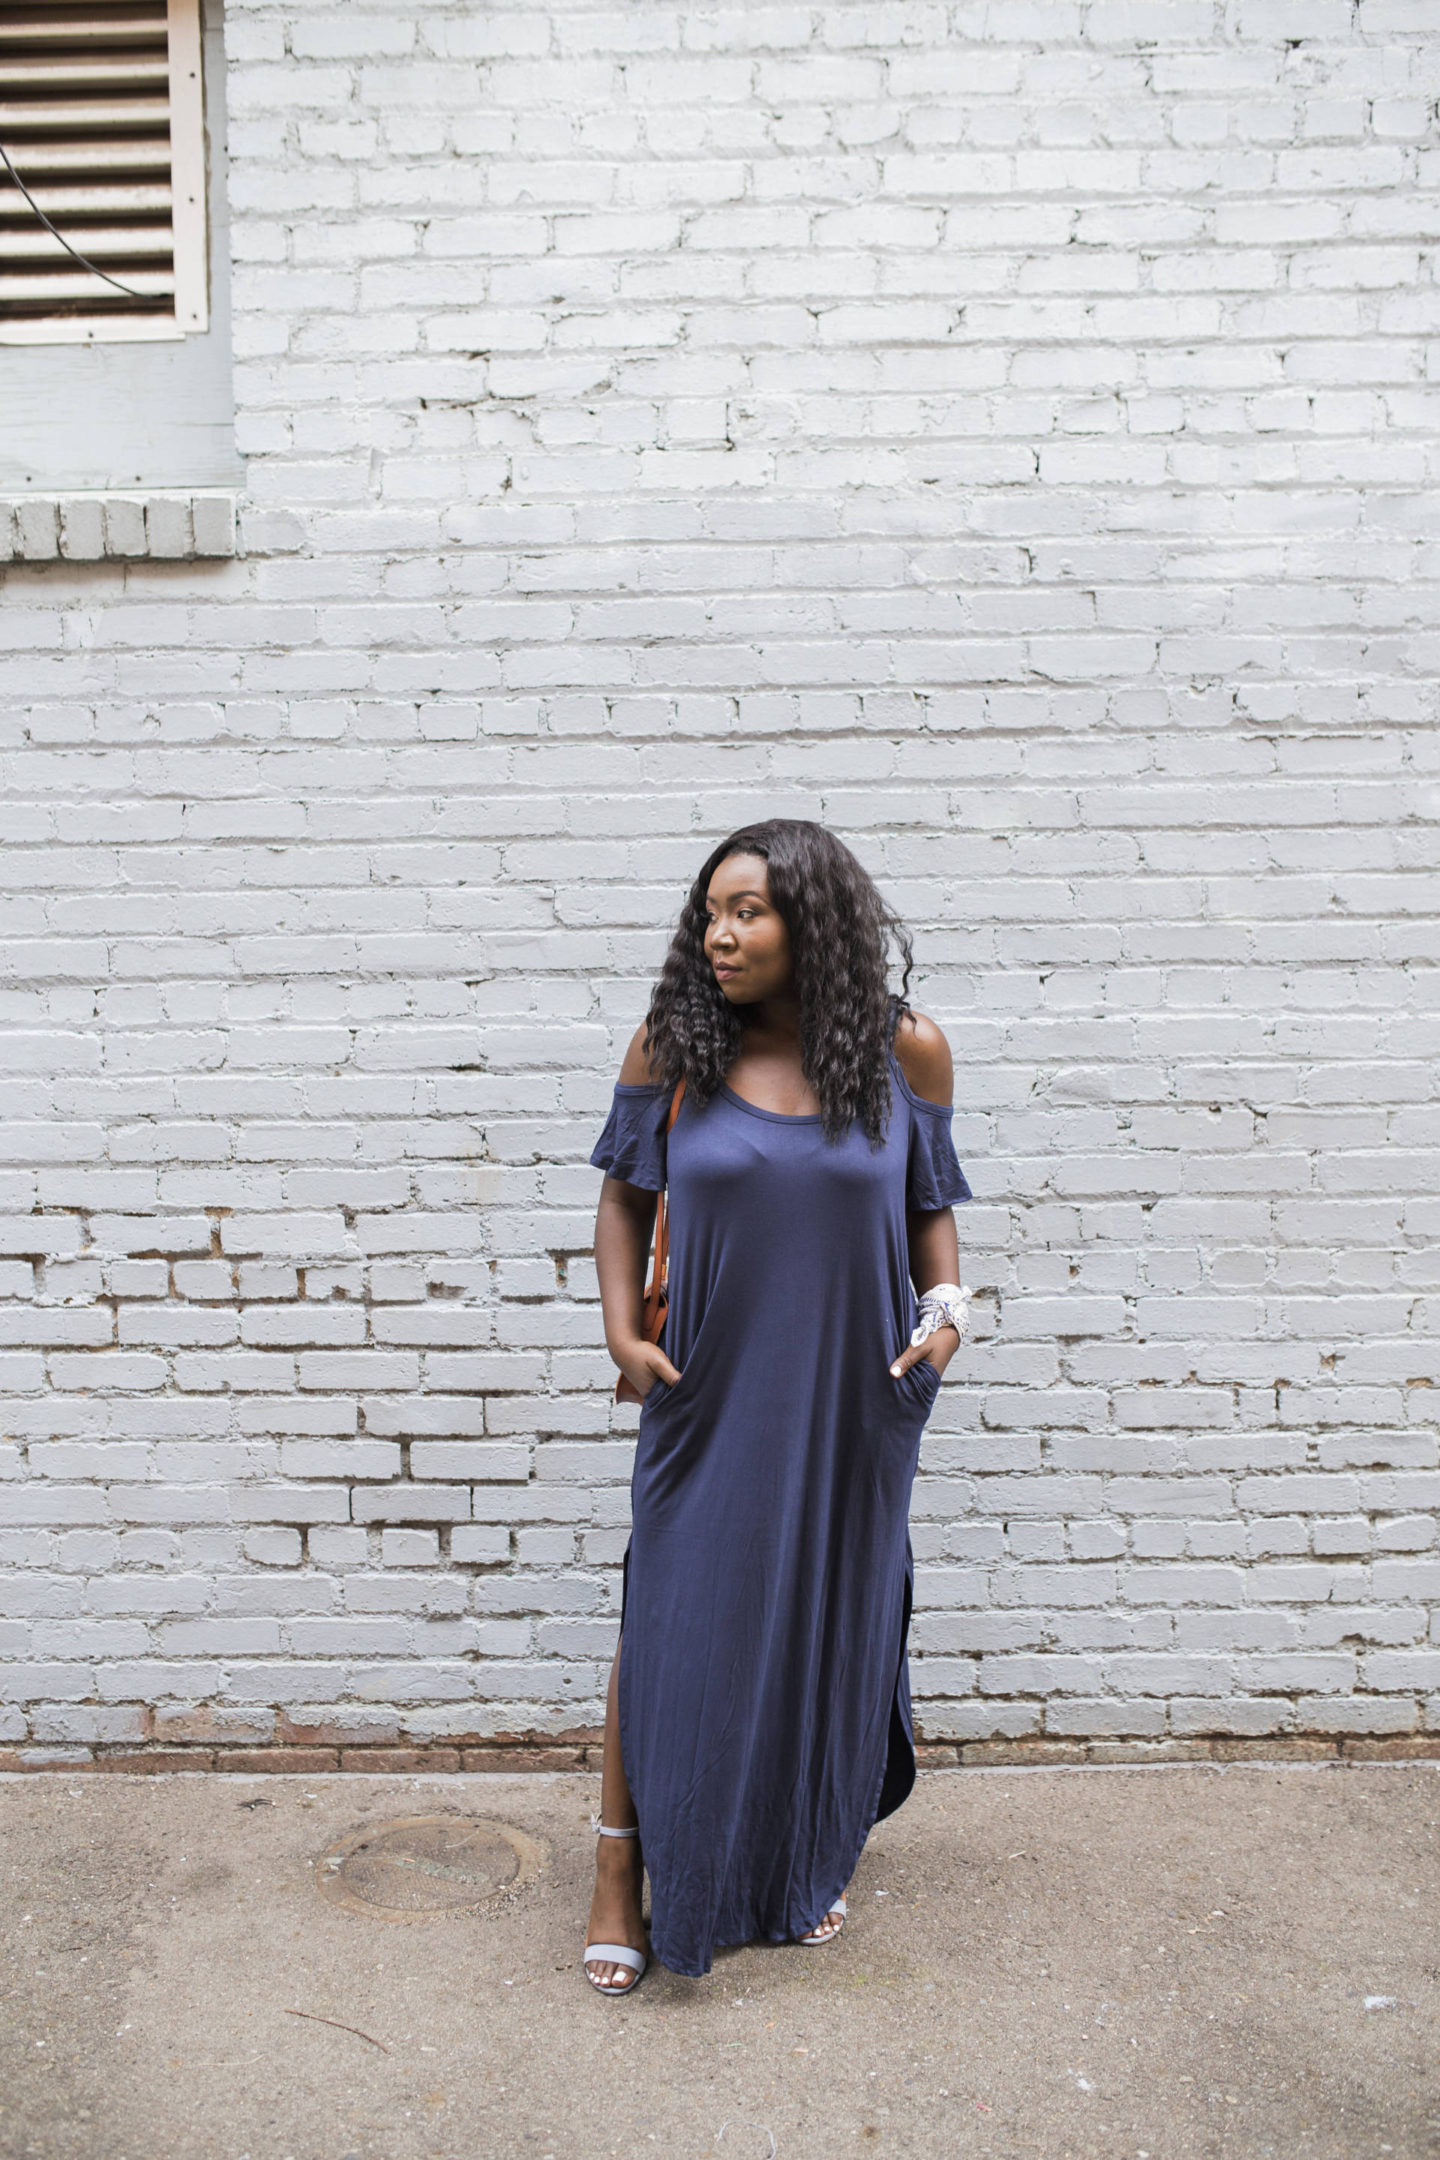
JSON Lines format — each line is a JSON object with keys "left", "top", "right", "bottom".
{"left": 380, "top": 1528, "right": 440, "bottom": 1567}
{"left": 355, "top": 1487, "right": 469, "bottom": 1526}
{"left": 96, "top": 1749, "right": 216, "bottom": 1774}
{"left": 308, "top": 1526, "right": 368, "bottom": 1567}
{"left": 452, "top": 1526, "right": 510, "bottom": 1565}
{"left": 340, "top": 1746, "right": 462, "bottom": 1773}
{"left": 242, "top": 1528, "right": 303, "bottom": 1567}
{"left": 214, "top": 1747, "right": 340, "bottom": 1773}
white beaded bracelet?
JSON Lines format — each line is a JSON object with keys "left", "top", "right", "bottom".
{"left": 910, "top": 1281, "right": 973, "bottom": 1348}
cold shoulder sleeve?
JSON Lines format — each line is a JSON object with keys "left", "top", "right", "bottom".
{"left": 590, "top": 1081, "right": 671, "bottom": 1192}
{"left": 895, "top": 1071, "right": 973, "bottom": 1211}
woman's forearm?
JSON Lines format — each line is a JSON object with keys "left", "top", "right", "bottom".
{"left": 906, "top": 1205, "right": 960, "bottom": 1296}
{"left": 595, "top": 1179, "right": 658, "bottom": 1358}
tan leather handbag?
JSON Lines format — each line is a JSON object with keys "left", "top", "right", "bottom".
{"left": 614, "top": 1078, "right": 686, "bottom": 1405}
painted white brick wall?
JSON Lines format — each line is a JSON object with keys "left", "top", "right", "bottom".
{"left": 2, "top": 0, "right": 1438, "bottom": 1763}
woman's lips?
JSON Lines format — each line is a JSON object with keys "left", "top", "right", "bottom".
{"left": 714, "top": 964, "right": 741, "bottom": 980}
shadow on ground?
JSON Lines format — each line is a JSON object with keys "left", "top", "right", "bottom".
{"left": 1, "top": 1764, "right": 1436, "bottom": 2159}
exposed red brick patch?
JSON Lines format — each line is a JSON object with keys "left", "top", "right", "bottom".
{"left": 339, "top": 1748, "right": 462, "bottom": 1774}
{"left": 215, "top": 1747, "right": 339, "bottom": 1774}
{"left": 1342, "top": 1736, "right": 1440, "bottom": 1761}
{"left": 460, "top": 1745, "right": 590, "bottom": 1772}
{"left": 4, "top": 1732, "right": 1438, "bottom": 1774}
{"left": 95, "top": 1751, "right": 214, "bottom": 1775}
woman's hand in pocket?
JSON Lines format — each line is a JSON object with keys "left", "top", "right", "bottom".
{"left": 889, "top": 1324, "right": 959, "bottom": 1383}
{"left": 615, "top": 1338, "right": 682, "bottom": 1401}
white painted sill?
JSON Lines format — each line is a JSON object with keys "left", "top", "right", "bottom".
{"left": 0, "top": 491, "right": 238, "bottom": 562}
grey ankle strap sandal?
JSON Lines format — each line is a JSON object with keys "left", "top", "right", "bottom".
{"left": 582, "top": 1820, "right": 650, "bottom": 1996}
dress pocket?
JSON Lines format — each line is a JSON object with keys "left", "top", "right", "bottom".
{"left": 898, "top": 1355, "right": 942, "bottom": 1403}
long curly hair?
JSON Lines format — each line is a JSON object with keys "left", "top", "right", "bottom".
{"left": 643, "top": 820, "right": 914, "bottom": 1144}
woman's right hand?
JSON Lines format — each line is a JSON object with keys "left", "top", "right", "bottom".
{"left": 613, "top": 1338, "right": 682, "bottom": 1400}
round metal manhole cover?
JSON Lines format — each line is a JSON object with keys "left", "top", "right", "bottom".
{"left": 316, "top": 1815, "right": 545, "bottom": 1920}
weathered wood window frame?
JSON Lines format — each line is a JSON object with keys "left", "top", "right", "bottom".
{"left": 0, "top": 0, "right": 209, "bottom": 345}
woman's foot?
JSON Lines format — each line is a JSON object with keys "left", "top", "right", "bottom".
{"left": 584, "top": 1828, "right": 649, "bottom": 1994}
{"left": 796, "top": 1891, "right": 848, "bottom": 1946}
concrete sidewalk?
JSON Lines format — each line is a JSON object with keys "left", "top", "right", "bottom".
{"left": 0, "top": 1764, "right": 1435, "bottom": 2160}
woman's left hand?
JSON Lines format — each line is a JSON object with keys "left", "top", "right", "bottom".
{"left": 890, "top": 1325, "right": 960, "bottom": 1382}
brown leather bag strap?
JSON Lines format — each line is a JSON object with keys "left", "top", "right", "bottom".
{"left": 640, "top": 1078, "right": 685, "bottom": 1338}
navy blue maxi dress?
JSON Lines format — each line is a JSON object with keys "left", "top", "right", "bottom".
{"left": 590, "top": 1042, "right": 971, "bottom": 1977}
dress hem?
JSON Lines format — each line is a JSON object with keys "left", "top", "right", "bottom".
{"left": 639, "top": 1543, "right": 917, "bottom": 1979}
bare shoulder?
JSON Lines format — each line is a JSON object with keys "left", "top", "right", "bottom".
{"left": 617, "top": 1022, "right": 659, "bottom": 1086}
{"left": 892, "top": 1008, "right": 954, "bottom": 1106}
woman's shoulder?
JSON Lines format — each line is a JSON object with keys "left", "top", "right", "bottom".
{"left": 891, "top": 1007, "right": 954, "bottom": 1108}
{"left": 617, "top": 1022, "right": 663, "bottom": 1087}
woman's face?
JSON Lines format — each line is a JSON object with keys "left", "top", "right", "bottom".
{"left": 703, "top": 852, "right": 794, "bottom": 1006}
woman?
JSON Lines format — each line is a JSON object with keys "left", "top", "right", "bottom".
{"left": 582, "top": 819, "right": 972, "bottom": 1992}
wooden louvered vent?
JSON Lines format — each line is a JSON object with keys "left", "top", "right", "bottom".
{"left": 0, "top": 0, "right": 206, "bottom": 341}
